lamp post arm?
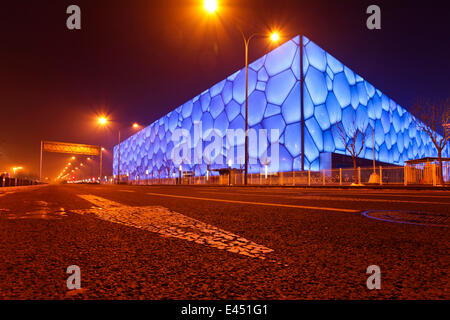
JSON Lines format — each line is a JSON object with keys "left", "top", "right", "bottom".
{"left": 117, "top": 130, "right": 121, "bottom": 184}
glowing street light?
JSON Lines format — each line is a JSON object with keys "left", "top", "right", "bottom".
{"left": 203, "top": 3, "right": 280, "bottom": 184}
{"left": 12, "top": 166, "right": 23, "bottom": 177}
{"left": 97, "top": 117, "right": 141, "bottom": 184}
{"left": 98, "top": 116, "right": 108, "bottom": 126}
{"left": 204, "top": 0, "right": 218, "bottom": 14}
{"left": 270, "top": 32, "right": 280, "bottom": 42}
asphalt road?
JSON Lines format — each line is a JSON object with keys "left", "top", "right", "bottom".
{"left": 0, "top": 184, "right": 448, "bottom": 299}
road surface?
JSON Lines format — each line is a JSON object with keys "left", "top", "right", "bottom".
{"left": 0, "top": 184, "right": 448, "bottom": 299}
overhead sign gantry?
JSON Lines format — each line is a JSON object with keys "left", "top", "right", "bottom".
{"left": 40, "top": 141, "right": 102, "bottom": 182}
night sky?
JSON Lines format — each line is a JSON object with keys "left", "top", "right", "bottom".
{"left": 1, "top": 0, "right": 449, "bottom": 179}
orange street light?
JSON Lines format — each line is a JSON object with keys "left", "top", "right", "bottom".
{"left": 270, "top": 32, "right": 280, "bottom": 42}
{"left": 204, "top": 0, "right": 218, "bottom": 14}
{"left": 96, "top": 116, "right": 141, "bottom": 184}
{"left": 98, "top": 116, "right": 108, "bottom": 126}
{"left": 239, "top": 31, "right": 281, "bottom": 185}
{"left": 12, "top": 166, "right": 23, "bottom": 177}
{"left": 202, "top": 3, "right": 282, "bottom": 184}
{"left": 116, "top": 123, "right": 141, "bottom": 184}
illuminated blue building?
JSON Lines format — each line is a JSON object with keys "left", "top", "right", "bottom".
{"left": 114, "top": 35, "right": 445, "bottom": 179}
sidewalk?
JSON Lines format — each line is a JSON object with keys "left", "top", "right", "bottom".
{"left": 127, "top": 183, "right": 450, "bottom": 191}
{"left": 0, "top": 184, "right": 47, "bottom": 193}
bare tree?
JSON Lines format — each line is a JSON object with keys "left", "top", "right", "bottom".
{"left": 412, "top": 98, "right": 450, "bottom": 185}
{"left": 162, "top": 157, "right": 174, "bottom": 182}
{"left": 332, "top": 120, "right": 367, "bottom": 184}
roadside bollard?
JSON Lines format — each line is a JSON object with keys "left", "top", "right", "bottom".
{"left": 358, "top": 167, "right": 361, "bottom": 184}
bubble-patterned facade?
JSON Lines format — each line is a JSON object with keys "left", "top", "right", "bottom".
{"left": 114, "top": 35, "right": 446, "bottom": 178}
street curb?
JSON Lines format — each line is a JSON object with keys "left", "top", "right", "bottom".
{"left": 119, "top": 184, "right": 450, "bottom": 191}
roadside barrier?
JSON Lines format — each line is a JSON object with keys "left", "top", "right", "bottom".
{"left": 0, "top": 177, "right": 38, "bottom": 188}
{"left": 112, "top": 164, "right": 449, "bottom": 187}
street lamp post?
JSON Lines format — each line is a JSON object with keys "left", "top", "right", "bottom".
{"left": 240, "top": 31, "right": 280, "bottom": 185}
{"left": 97, "top": 117, "right": 140, "bottom": 184}
{"left": 117, "top": 130, "right": 121, "bottom": 184}
{"left": 243, "top": 33, "right": 250, "bottom": 185}
{"left": 233, "top": 30, "right": 279, "bottom": 185}
{"left": 12, "top": 166, "right": 23, "bottom": 178}
{"left": 203, "top": 2, "right": 279, "bottom": 185}
{"left": 99, "top": 147, "right": 104, "bottom": 182}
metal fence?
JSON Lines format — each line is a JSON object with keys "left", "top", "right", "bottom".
{"left": 119, "top": 164, "right": 449, "bottom": 187}
{"left": 0, "top": 176, "right": 39, "bottom": 187}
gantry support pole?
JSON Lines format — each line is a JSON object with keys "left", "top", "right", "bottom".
{"left": 99, "top": 146, "right": 103, "bottom": 183}
{"left": 40, "top": 141, "right": 43, "bottom": 182}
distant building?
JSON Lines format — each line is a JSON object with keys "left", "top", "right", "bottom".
{"left": 114, "top": 35, "right": 447, "bottom": 179}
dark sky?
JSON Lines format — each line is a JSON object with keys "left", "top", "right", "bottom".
{"left": 0, "top": 0, "right": 449, "bottom": 179}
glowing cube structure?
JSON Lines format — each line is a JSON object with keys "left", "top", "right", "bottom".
{"left": 114, "top": 36, "right": 446, "bottom": 179}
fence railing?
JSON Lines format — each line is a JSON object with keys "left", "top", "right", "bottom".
{"left": 115, "top": 164, "right": 449, "bottom": 187}
{"left": 0, "top": 177, "right": 39, "bottom": 188}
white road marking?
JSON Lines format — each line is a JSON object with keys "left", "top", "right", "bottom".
{"left": 198, "top": 190, "right": 450, "bottom": 202}
{"left": 352, "top": 192, "right": 450, "bottom": 199}
{"left": 119, "top": 190, "right": 135, "bottom": 193}
{"left": 74, "top": 195, "right": 274, "bottom": 260}
{"left": 292, "top": 195, "right": 450, "bottom": 205}
{"left": 145, "top": 192, "right": 359, "bottom": 213}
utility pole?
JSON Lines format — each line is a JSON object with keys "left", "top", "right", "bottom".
{"left": 40, "top": 141, "right": 43, "bottom": 182}
{"left": 117, "top": 130, "right": 121, "bottom": 184}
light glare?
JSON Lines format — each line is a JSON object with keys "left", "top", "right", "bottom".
{"left": 270, "top": 32, "right": 280, "bottom": 42}
{"left": 204, "top": 0, "right": 218, "bottom": 13}
{"left": 98, "top": 116, "right": 108, "bottom": 125}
